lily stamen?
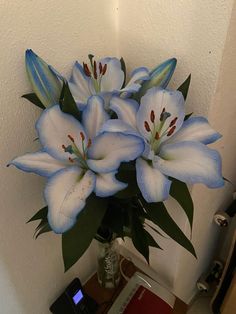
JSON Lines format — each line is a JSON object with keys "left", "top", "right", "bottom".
{"left": 144, "top": 121, "right": 151, "bottom": 132}
{"left": 93, "top": 60, "right": 97, "bottom": 79}
{"left": 83, "top": 63, "right": 91, "bottom": 77}
{"left": 80, "top": 132, "right": 85, "bottom": 141}
{"left": 167, "top": 126, "right": 176, "bottom": 136}
{"left": 169, "top": 117, "right": 178, "bottom": 127}
{"left": 68, "top": 134, "right": 75, "bottom": 143}
{"left": 150, "top": 110, "right": 155, "bottom": 123}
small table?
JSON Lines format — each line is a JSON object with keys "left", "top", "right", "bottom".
{"left": 84, "top": 259, "right": 188, "bottom": 314}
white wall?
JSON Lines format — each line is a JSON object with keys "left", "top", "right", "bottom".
{"left": 0, "top": 1, "right": 118, "bottom": 313}
{"left": 118, "top": 0, "right": 235, "bottom": 302}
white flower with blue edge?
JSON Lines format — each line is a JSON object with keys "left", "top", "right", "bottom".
{"left": 68, "top": 54, "right": 150, "bottom": 110}
{"left": 101, "top": 87, "right": 224, "bottom": 203}
{"left": 10, "top": 96, "right": 144, "bottom": 233}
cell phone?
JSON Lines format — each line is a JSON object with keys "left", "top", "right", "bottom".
{"left": 50, "top": 278, "right": 98, "bottom": 314}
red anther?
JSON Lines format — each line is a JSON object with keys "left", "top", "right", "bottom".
{"left": 87, "top": 138, "right": 92, "bottom": 148}
{"left": 80, "top": 132, "right": 85, "bottom": 141}
{"left": 99, "top": 62, "right": 103, "bottom": 74}
{"left": 161, "top": 107, "right": 166, "bottom": 114}
{"left": 155, "top": 132, "right": 160, "bottom": 140}
{"left": 167, "top": 126, "right": 176, "bottom": 136}
{"left": 83, "top": 62, "right": 91, "bottom": 77}
{"left": 93, "top": 60, "right": 97, "bottom": 79}
{"left": 150, "top": 110, "right": 155, "bottom": 123}
{"left": 68, "top": 134, "right": 75, "bottom": 142}
{"left": 102, "top": 63, "right": 107, "bottom": 75}
{"left": 68, "top": 157, "right": 74, "bottom": 163}
{"left": 144, "top": 121, "right": 151, "bottom": 132}
{"left": 62, "top": 144, "right": 66, "bottom": 150}
{"left": 169, "top": 117, "right": 178, "bottom": 127}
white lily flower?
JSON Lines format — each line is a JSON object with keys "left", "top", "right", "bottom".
{"left": 102, "top": 87, "right": 224, "bottom": 203}
{"left": 68, "top": 55, "right": 149, "bottom": 110}
{"left": 10, "top": 96, "right": 144, "bottom": 233}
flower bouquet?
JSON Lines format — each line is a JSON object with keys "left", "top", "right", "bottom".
{"left": 9, "top": 50, "right": 224, "bottom": 275}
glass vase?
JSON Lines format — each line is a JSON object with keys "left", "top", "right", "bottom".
{"left": 96, "top": 239, "right": 121, "bottom": 289}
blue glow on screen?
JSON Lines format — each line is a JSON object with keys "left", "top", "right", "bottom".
{"left": 72, "top": 290, "right": 83, "bottom": 305}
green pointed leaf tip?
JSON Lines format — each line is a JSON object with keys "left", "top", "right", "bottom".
{"left": 59, "top": 82, "right": 82, "bottom": 121}
{"left": 178, "top": 74, "right": 191, "bottom": 100}
{"left": 141, "top": 198, "right": 196, "bottom": 258}
{"left": 62, "top": 195, "right": 107, "bottom": 272}
{"left": 27, "top": 206, "right": 48, "bottom": 223}
{"left": 138, "top": 58, "right": 177, "bottom": 98}
{"left": 22, "top": 93, "right": 45, "bottom": 109}
{"left": 170, "top": 179, "right": 194, "bottom": 229}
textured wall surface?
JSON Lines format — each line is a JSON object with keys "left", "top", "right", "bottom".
{"left": 0, "top": 1, "right": 118, "bottom": 313}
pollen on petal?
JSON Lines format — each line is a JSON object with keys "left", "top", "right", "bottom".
{"left": 144, "top": 121, "right": 151, "bottom": 132}
{"left": 68, "top": 157, "right": 74, "bottom": 163}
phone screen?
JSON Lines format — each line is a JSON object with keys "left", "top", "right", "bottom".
{"left": 72, "top": 289, "right": 84, "bottom": 305}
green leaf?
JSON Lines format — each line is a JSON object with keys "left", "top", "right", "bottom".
{"left": 115, "top": 163, "right": 139, "bottom": 198}
{"left": 144, "top": 230, "right": 163, "bottom": 250}
{"left": 27, "top": 206, "right": 48, "bottom": 223}
{"left": 170, "top": 179, "right": 194, "bottom": 229}
{"left": 59, "top": 82, "right": 82, "bottom": 121}
{"left": 62, "top": 195, "right": 107, "bottom": 271}
{"left": 120, "top": 57, "right": 126, "bottom": 89}
{"left": 184, "top": 112, "right": 193, "bottom": 121}
{"left": 22, "top": 93, "right": 45, "bottom": 109}
{"left": 101, "top": 200, "right": 126, "bottom": 239}
{"left": 35, "top": 222, "right": 52, "bottom": 239}
{"left": 130, "top": 208, "right": 149, "bottom": 263}
{"left": 140, "top": 198, "right": 196, "bottom": 258}
{"left": 177, "top": 74, "right": 191, "bottom": 100}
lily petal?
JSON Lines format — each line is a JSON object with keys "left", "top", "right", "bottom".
{"left": 25, "top": 49, "right": 62, "bottom": 108}
{"left": 136, "top": 158, "right": 171, "bottom": 202}
{"left": 121, "top": 67, "right": 149, "bottom": 93}
{"left": 110, "top": 96, "right": 139, "bottom": 129}
{"left": 138, "top": 58, "right": 177, "bottom": 97}
{"left": 100, "top": 58, "right": 124, "bottom": 92}
{"left": 99, "top": 119, "right": 139, "bottom": 137}
{"left": 95, "top": 171, "right": 127, "bottom": 197}
{"left": 36, "top": 105, "right": 87, "bottom": 162}
{"left": 69, "top": 61, "right": 92, "bottom": 109}
{"left": 166, "top": 117, "right": 222, "bottom": 145}
{"left": 87, "top": 132, "right": 144, "bottom": 173}
{"left": 9, "top": 151, "right": 68, "bottom": 177}
{"left": 137, "top": 88, "right": 185, "bottom": 141}
{"left": 82, "top": 96, "right": 109, "bottom": 139}
{"left": 154, "top": 141, "right": 224, "bottom": 188}
{"left": 45, "top": 167, "right": 96, "bottom": 233}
